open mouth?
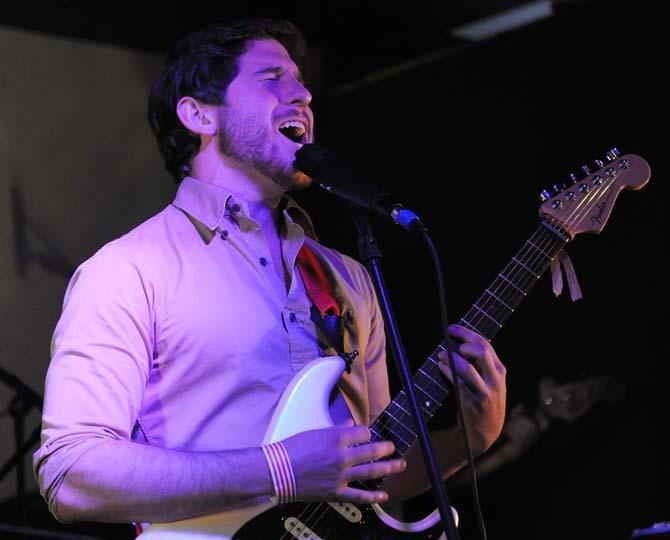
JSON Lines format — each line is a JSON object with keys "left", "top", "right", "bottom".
{"left": 278, "top": 120, "right": 307, "bottom": 144}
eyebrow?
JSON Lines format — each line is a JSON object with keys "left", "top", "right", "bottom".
{"left": 253, "top": 66, "right": 305, "bottom": 84}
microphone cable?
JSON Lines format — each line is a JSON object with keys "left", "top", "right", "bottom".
{"left": 421, "top": 229, "right": 489, "bottom": 540}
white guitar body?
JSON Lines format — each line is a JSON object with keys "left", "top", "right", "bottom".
{"left": 137, "top": 356, "right": 450, "bottom": 539}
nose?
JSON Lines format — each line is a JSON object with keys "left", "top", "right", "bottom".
{"left": 285, "top": 76, "right": 312, "bottom": 108}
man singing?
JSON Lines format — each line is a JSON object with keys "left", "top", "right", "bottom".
{"left": 34, "top": 18, "right": 506, "bottom": 531}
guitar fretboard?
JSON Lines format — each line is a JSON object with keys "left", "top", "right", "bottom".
{"left": 365, "top": 220, "right": 568, "bottom": 484}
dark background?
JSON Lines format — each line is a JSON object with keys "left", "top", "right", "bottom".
{"left": 1, "top": 1, "right": 665, "bottom": 539}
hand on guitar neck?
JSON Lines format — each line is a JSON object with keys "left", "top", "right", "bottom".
{"left": 437, "top": 324, "right": 507, "bottom": 457}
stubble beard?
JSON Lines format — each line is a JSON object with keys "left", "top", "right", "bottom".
{"left": 218, "top": 111, "right": 311, "bottom": 192}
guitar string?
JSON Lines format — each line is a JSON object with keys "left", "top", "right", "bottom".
{"left": 277, "top": 502, "right": 319, "bottom": 540}
{"left": 456, "top": 218, "right": 568, "bottom": 336}
{"left": 278, "top": 162, "right": 624, "bottom": 539}
{"left": 465, "top": 225, "right": 562, "bottom": 336}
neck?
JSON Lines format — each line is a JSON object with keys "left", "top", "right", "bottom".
{"left": 190, "top": 136, "right": 285, "bottom": 208}
{"left": 246, "top": 199, "right": 282, "bottom": 232}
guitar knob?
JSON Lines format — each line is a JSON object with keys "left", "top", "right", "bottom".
{"left": 606, "top": 148, "right": 621, "bottom": 161}
{"left": 539, "top": 189, "right": 553, "bottom": 202}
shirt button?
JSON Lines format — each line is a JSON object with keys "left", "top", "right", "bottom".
{"left": 259, "top": 257, "right": 268, "bottom": 266}
{"left": 289, "top": 312, "right": 297, "bottom": 323}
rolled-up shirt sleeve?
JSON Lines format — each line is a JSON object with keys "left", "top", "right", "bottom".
{"left": 33, "top": 244, "right": 156, "bottom": 519}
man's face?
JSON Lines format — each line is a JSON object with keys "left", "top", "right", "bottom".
{"left": 217, "top": 39, "right": 314, "bottom": 190}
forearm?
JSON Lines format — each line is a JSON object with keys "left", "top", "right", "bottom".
{"left": 54, "top": 439, "right": 272, "bottom": 523}
{"left": 382, "top": 427, "right": 467, "bottom": 503}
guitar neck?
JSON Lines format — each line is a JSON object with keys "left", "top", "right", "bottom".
{"left": 367, "top": 220, "right": 569, "bottom": 465}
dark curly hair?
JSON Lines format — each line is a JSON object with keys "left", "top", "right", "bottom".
{"left": 148, "top": 18, "right": 307, "bottom": 183}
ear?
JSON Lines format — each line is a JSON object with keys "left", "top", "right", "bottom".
{"left": 176, "top": 96, "right": 218, "bottom": 136}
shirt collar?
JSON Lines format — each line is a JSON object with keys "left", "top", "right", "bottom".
{"left": 172, "top": 176, "right": 317, "bottom": 241}
{"left": 281, "top": 196, "right": 318, "bottom": 241}
{"left": 172, "top": 176, "right": 231, "bottom": 231}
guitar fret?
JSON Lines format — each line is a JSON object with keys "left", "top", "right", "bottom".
{"left": 460, "top": 318, "right": 479, "bottom": 332}
{"left": 485, "top": 288, "right": 515, "bottom": 312}
{"left": 392, "top": 395, "right": 411, "bottom": 416}
{"left": 541, "top": 220, "right": 570, "bottom": 242}
{"left": 498, "top": 273, "right": 526, "bottom": 295}
{"left": 418, "top": 362, "right": 448, "bottom": 387}
{"left": 414, "top": 385, "right": 438, "bottom": 412}
{"left": 418, "top": 380, "right": 448, "bottom": 405}
{"left": 377, "top": 427, "right": 410, "bottom": 450}
{"left": 427, "top": 353, "right": 440, "bottom": 366}
{"left": 387, "top": 400, "right": 413, "bottom": 424}
{"left": 382, "top": 408, "right": 417, "bottom": 438}
{"left": 415, "top": 381, "right": 440, "bottom": 405}
{"left": 490, "top": 279, "right": 526, "bottom": 306}
{"left": 472, "top": 304, "right": 503, "bottom": 327}
{"left": 512, "top": 256, "right": 540, "bottom": 279}
{"left": 370, "top": 422, "right": 411, "bottom": 452}
{"left": 526, "top": 239, "right": 552, "bottom": 260}
{"left": 381, "top": 408, "right": 415, "bottom": 438}
{"left": 398, "top": 391, "right": 434, "bottom": 422}
{"left": 418, "top": 367, "right": 448, "bottom": 392}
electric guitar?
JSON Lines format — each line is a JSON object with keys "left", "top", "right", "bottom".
{"left": 138, "top": 150, "right": 651, "bottom": 539}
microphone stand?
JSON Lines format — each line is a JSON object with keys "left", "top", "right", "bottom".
{"left": 0, "top": 365, "right": 44, "bottom": 525}
{"left": 350, "top": 207, "right": 459, "bottom": 540}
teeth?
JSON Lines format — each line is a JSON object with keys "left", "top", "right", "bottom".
{"left": 279, "top": 120, "right": 306, "bottom": 135}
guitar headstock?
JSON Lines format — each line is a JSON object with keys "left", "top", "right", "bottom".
{"left": 538, "top": 149, "right": 651, "bottom": 239}
{"left": 538, "top": 376, "right": 626, "bottom": 422}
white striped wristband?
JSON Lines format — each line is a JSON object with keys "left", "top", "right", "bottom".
{"left": 261, "top": 441, "right": 297, "bottom": 504}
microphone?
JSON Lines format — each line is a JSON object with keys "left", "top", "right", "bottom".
{"left": 295, "top": 144, "right": 426, "bottom": 233}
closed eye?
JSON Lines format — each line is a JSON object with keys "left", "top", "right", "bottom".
{"left": 256, "top": 67, "right": 284, "bottom": 81}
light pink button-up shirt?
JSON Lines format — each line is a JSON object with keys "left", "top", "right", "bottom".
{"left": 33, "top": 176, "right": 390, "bottom": 517}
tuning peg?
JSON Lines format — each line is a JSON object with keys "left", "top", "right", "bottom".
{"left": 594, "top": 159, "right": 605, "bottom": 169}
{"left": 552, "top": 182, "right": 567, "bottom": 195}
{"left": 581, "top": 165, "right": 591, "bottom": 176}
{"left": 539, "top": 189, "right": 553, "bottom": 202}
{"left": 567, "top": 173, "right": 578, "bottom": 184}
{"left": 606, "top": 148, "right": 621, "bottom": 161}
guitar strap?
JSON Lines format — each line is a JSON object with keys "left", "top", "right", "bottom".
{"left": 295, "top": 243, "right": 347, "bottom": 360}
